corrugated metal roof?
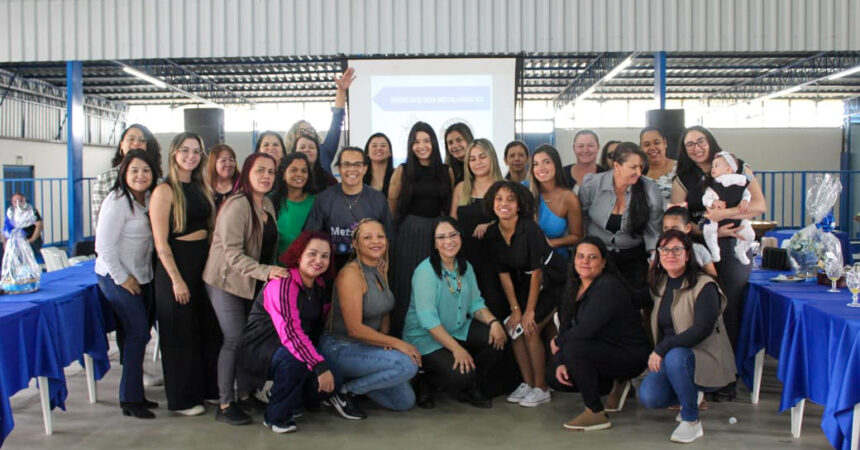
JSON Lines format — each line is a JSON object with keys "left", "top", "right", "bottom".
{"left": 2, "top": 0, "right": 859, "bottom": 63}
{"left": 1, "top": 52, "right": 858, "bottom": 105}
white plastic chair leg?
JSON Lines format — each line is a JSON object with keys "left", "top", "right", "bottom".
{"left": 851, "top": 403, "right": 860, "bottom": 450}
{"left": 84, "top": 354, "right": 97, "bottom": 403}
{"left": 751, "top": 349, "right": 764, "bottom": 404}
{"left": 38, "top": 376, "right": 53, "bottom": 435}
{"left": 791, "top": 398, "right": 806, "bottom": 438}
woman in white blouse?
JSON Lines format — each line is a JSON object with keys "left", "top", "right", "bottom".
{"left": 95, "top": 150, "right": 159, "bottom": 419}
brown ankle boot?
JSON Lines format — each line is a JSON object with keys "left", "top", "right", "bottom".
{"left": 563, "top": 408, "right": 612, "bottom": 431}
{"left": 604, "top": 379, "right": 631, "bottom": 412}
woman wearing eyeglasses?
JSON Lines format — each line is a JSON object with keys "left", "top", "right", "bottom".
{"left": 402, "top": 217, "right": 507, "bottom": 409}
{"left": 150, "top": 132, "right": 220, "bottom": 416}
{"left": 548, "top": 236, "right": 650, "bottom": 431}
{"left": 304, "top": 147, "right": 394, "bottom": 272}
{"left": 638, "top": 229, "right": 734, "bottom": 444}
{"left": 670, "top": 126, "right": 766, "bottom": 396}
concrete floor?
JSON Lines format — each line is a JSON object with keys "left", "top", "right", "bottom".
{"left": 5, "top": 340, "right": 832, "bottom": 450}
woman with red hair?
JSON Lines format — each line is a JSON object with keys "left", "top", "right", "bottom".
{"left": 203, "top": 153, "right": 290, "bottom": 426}
{"left": 241, "top": 231, "right": 364, "bottom": 434}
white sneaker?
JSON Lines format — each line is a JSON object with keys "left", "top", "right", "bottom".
{"left": 670, "top": 421, "right": 704, "bottom": 443}
{"left": 519, "top": 387, "right": 551, "bottom": 407}
{"left": 143, "top": 371, "right": 163, "bottom": 387}
{"left": 506, "top": 383, "right": 532, "bottom": 403}
{"left": 264, "top": 420, "right": 297, "bottom": 434}
{"left": 174, "top": 404, "right": 206, "bottom": 416}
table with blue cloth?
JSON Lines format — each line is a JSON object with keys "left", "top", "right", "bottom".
{"left": 737, "top": 268, "right": 860, "bottom": 450}
{"left": 765, "top": 228, "right": 852, "bottom": 264}
{"left": 0, "top": 302, "right": 63, "bottom": 446}
{"left": 0, "top": 260, "right": 111, "bottom": 439}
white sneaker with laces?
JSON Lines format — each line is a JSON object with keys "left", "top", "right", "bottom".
{"left": 670, "top": 420, "right": 704, "bottom": 443}
{"left": 506, "top": 383, "right": 532, "bottom": 403}
{"left": 519, "top": 387, "right": 551, "bottom": 407}
{"left": 143, "top": 371, "right": 163, "bottom": 387}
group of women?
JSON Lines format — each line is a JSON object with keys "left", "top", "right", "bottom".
{"left": 92, "top": 82, "right": 764, "bottom": 443}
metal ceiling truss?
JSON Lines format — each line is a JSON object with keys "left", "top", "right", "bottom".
{"left": 702, "top": 51, "right": 860, "bottom": 107}
{"left": 552, "top": 52, "right": 638, "bottom": 111}
{"left": 115, "top": 59, "right": 255, "bottom": 107}
{"left": 0, "top": 68, "right": 128, "bottom": 118}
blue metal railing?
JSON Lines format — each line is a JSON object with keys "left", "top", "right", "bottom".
{"left": 756, "top": 170, "right": 859, "bottom": 239}
{"left": 0, "top": 177, "right": 95, "bottom": 247}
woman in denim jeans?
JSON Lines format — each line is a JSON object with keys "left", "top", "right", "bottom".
{"left": 638, "top": 230, "right": 735, "bottom": 444}
{"left": 320, "top": 219, "right": 420, "bottom": 412}
{"left": 95, "top": 150, "right": 159, "bottom": 419}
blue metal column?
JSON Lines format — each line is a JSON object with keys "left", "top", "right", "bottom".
{"left": 654, "top": 51, "right": 667, "bottom": 109}
{"left": 66, "top": 61, "right": 83, "bottom": 253}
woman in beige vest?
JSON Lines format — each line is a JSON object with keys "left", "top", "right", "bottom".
{"left": 638, "top": 229, "right": 735, "bottom": 445}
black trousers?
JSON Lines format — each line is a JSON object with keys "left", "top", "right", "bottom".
{"left": 155, "top": 239, "right": 222, "bottom": 410}
{"left": 422, "top": 321, "right": 504, "bottom": 394}
{"left": 715, "top": 237, "right": 750, "bottom": 353}
{"left": 548, "top": 339, "right": 648, "bottom": 413}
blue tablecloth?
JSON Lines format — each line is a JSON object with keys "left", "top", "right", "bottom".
{"left": 737, "top": 269, "right": 860, "bottom": 450}
{"left": 0, "top": 261, "right": 111, "bottom": 405}
{"left": 0, "top": 302, "right": 63, "bottom": 447}
{"left": 765, "top": 228, "right": 852, "bottom": 264}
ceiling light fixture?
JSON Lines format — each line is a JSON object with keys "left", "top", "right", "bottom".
{"left": 121, "top": 66, "right": 167, "bottom": 88}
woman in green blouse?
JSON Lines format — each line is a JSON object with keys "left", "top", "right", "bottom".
{"left": 402, "top": 217, "right": 507, "bottom": 409}
{"left": 273, "top": 152, "right": 315, "bottom": 261}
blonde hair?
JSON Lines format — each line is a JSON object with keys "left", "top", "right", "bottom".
{"left": 284, "top": 120, "right": 316, "bottom": 157}
{"left": 459, "top": 138, "right": 503, "bottom": 206}
{"left": 165, "top": 132, "right": 215, "bottom": 233}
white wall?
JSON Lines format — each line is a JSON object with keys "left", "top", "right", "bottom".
{"left": 0, "top": 138, "right": 115, "bottom": 243}
{"left": 554, "top": 127, "right": 842, "bottom": 172}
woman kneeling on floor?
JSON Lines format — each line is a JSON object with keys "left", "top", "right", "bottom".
{"left": 638, "top": 229, "right": 735, "bottom": 444}
{"left": 319, "top": 219, "right": 421, "bottom": 412}
{"left": 402, "top": 217, "right": 507, "bottom": 409}
{"left": 548, "top": 236, "right": 650, "bottom": 431}
{"left": 240, "top": 231, "right": 364, "bottom": 434}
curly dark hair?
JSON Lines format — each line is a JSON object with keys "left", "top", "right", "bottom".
{"left": 483, "top": 180, "right": 535, "bottom": 220}
{"left": 112, "top": 124, "right": 161, "bottom": 178}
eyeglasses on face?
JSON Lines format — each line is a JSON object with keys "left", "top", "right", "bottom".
{"left": 340, "top": 161, "right": 366, "bottom": 169}
{"left": 657, "top": 246, "right": 686, "bottom": 256}
{"left": 435, "top": 231, "right": 461, "bottom": 241}
{"left": 575, "top": 253, "right": 601, "bottom": 261}
{"left": 684, "top": 137, "right": 708, "bottom": 149}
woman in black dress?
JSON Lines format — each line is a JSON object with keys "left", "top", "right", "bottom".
{"left": 387, "top": 121, "right": 454, "bottom": 337}
{"left": 483, "top": 181, "right": 566, "bottom": 407}
{"left": 451, "top": 140, "right": 520, "bottom": 397}
{"left": 450, "top": 138, "right": 504, "bottom": 315}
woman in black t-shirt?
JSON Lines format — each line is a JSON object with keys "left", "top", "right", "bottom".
{"left": 483, "top": 181, "right": 566, "bottom": 408}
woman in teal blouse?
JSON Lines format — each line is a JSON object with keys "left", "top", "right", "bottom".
{"left": 403, "top": 217, "right": 507, "bottom": 409}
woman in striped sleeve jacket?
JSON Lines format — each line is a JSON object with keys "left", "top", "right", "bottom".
{"left": 240, "top": 231, "right": 365, "bottom": 434}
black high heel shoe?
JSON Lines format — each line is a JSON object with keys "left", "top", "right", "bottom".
{"left": 121, "top": 402, "right": 156, "bottom": 419}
